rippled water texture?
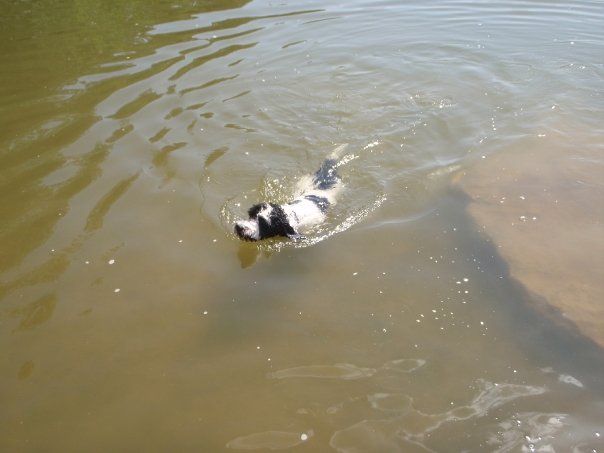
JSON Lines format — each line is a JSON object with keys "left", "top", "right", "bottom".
{"left": 1, "top": 0, "right": 604, "bottom": 451}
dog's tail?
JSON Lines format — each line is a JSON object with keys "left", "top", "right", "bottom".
{"left": 313, "top": 144, "right": 348, "bottom": 190}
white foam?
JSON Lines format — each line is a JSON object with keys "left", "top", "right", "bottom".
{"left": 558, "top": 374, "right": 584, "bottom": 388}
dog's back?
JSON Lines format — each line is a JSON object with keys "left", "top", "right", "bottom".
{"left": 284, "top": 144, "right": 349, "bottom": 232}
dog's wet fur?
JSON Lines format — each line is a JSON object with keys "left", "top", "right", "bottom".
{"left": 234, "top": 146, "right": 346, "bottom": 242}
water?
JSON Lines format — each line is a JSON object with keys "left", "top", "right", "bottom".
{"left": 1, "top": 0, "right": 604, "bottom": 451}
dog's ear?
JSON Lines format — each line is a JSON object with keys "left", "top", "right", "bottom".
{"left": 247, "top": 203, "right": 264, "bottom": 219}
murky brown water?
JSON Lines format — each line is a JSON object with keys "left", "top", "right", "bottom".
{"left": 1, "top": 0, "right": 603, "bottom": 451}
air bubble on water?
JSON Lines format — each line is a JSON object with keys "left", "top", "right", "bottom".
{"left": 300, "top": 433, "right": 308, "bottom": 441}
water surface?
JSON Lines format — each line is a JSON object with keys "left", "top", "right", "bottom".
{"left": 1, "top": 0, "right": 604, "bottom": 451}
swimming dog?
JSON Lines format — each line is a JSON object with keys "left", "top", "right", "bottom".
{"left": 234, "top": 144, "right": 347, "bottom": 241}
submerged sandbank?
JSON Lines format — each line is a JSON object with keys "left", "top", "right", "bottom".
{"left": 455, "top": 128, "right": 604, "bottom": 348}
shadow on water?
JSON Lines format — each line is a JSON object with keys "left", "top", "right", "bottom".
{"left": 237, "top": 243, "right": 264, "bottom": 269}
{"left": 10, "top": 293, "right": 57, "bottom": 332}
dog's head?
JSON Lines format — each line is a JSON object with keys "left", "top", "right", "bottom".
{"left": 234, "top": 202, "right": 298, "bottom": 241}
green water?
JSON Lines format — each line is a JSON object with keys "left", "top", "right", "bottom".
{"left": 1, "top": 0, "right": 603, "bottom": 451}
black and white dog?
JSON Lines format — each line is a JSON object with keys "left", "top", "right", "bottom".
{"left": 234, "top": 144, "right": 347, "bottom": 241}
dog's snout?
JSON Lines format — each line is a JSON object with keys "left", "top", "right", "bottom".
{"left": 235, "top": 222, "right": 258, "bottom": 241}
